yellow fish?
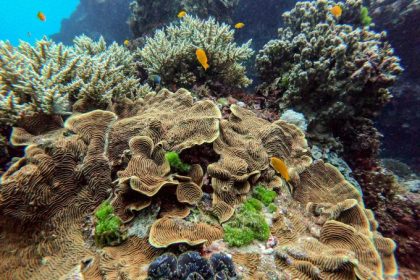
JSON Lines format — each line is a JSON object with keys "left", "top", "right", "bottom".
{"left": 330, "top": 5, "right": 342, "bottom": 18}
{"left": 37, "top": 11, "right": 46, "bottom": 22}
{"left": 234, "top": 22, "right": 245, "bottom": 29}
{"left": 123, "top": 39, "right": 129, "bottom": 46}
{"left": 270, "top": 157, "right": 290, "bottom": 182}
{"left": 196, "top": 48, "right": 209, "bottom": 70}
{"left": 178, "top": 11, "right": 187, "bottom": 18}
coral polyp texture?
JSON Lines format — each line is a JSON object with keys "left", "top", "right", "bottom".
{"left": 0, "top": 89, "right": 397, "bottom": 279}
{"left": 256, "top": 0, "right": 402, "bottom": 131}
{"left": 136, "top": 15, "right": 254, "bottom": 90}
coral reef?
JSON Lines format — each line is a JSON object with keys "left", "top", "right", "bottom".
{"left": 0, "top": 35, "right": 147, "bottom": 126}
{"left": 256, "top": 0, "right": 402, "bottom": 127}
{"left": 0, "top": 89, "right": 398, "bottom": 279}
{"left": 129, "top": 0, "right": 240, "bottom": 38}
{"left": 136, "top": 15, "right": 254, "bottom": 90}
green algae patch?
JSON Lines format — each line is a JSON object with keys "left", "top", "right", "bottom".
{"left": 94, "top": 201, "right": 124, "bottom": 246}
{"left": 223, "top": 198, "right": 270, "bottom": 247}
{"left": 360, "top": 6, "right": 372, "bottom": 26}
{"left": 252, "top": 185, "right": 276, "bottom": 206}
{"left": 165, "top": 151, "right": 191, "bottom": 173}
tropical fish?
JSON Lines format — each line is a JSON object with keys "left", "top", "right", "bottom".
{"left": 234, "top": 22, "right": 245, "bottom": 29}
{"left": 37, "top": 11, "right": 46, "bottom": 22}
{"left": 27, "top": 32, "right": 31, "bottom": 37}
{"left": 123, "top": 39, "right": 129, "bottom": 46}
{"left": 150, "top": 74, "right": 161, "bottom": 84}
{"left": 270, "top": 157, "right": 290, "bottom": 182}
{"left": 330, "top": 5, "right": 342, "bottom": 18}
{"left": 178, "top": 11, "right": 187, "bottom": 18}
{"left": 196, "top": 48, "right": 209, "bottom": 70}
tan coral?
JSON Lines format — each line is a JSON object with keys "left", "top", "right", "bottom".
{"left": 0, "top": 89, "right": 398, "bottom": 280}
{"left": 208, "top": 104, "right": 312, "bottom": 223}
{"left": 149, "top": 217, "right": 223, "bottom": 248}
{"left": 107, "top": 88, "right": 221, "bottom": 166}
{"left": 271, "top": 160, "right": 397, "bottom": 280}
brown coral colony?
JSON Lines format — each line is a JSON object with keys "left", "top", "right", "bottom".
{"left": 0, "top": 89, "right": 397, "bottom": 279}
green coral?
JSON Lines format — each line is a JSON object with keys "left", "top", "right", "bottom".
{"left": 94, "top": 201, "right": 124, "bottom": 246}
{"left": 0, "top": 35, "right": 149, "bottom": 126}
{"left": 223, "top": 197, "right": 270, "bottom": 247}
{"left": 252, "top": 185, "right": 277, "bottom": 206}
{"left": 360, "top": 6, "right": 372, "bottom": 26}
{"left": 165, "top": 151, "right": 191, "bottom": 173}
{"left": 136, "top": 15, "right": 254, "bottom": 90}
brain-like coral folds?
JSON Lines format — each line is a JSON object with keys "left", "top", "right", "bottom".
{"left": 0, "top": 89, "right": 397, "bottom": 279}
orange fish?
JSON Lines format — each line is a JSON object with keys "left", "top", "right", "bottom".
{"left": 196, "top": 48, "right": 209, "bottom": 70}
{"left": 270, "top": 157, "right": 290, "bottom": 182}
{"left": 330, "top": 5, "right": 342, "bottom": 18}
{"left": 37, "top": 11, "right": 46, "bottom": 22}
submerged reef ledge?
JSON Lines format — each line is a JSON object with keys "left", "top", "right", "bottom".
{"left": 0, "top": 89, "right": 398, "bottom": 279}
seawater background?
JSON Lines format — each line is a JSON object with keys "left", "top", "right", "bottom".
{"left": 0, "top": 0, "right": 79, "bottom": 45}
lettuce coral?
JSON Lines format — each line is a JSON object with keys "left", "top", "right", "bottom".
{"left": 136, "top": 15, "right": 254, "bottom": 90}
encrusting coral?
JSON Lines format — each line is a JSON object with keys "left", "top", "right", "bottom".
{"left": 136, "top": 15, "right": 254, "bottom": 90}
{"left": 0, "top": 89, "right": 398, "bottom": 279}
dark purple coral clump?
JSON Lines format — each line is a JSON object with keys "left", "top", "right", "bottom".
{"left": 147, "top": 252, "right": 237, "bottom": 280}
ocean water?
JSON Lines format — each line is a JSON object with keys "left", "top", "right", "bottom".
{"left": 0, "top": 0, "right": 79, "bottom": 45}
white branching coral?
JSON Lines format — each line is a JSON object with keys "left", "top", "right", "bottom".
{"left": 0, "top": 39, "right": 79, "bottom": 124}
{"left": 136, "top": 15, "right": 254, "bottom": 89}
{"left": 0, "top": 36, "right": 149, "bottom": 126}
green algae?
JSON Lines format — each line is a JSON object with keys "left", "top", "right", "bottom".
{"left": 165, "top": 151, "right": 191, "bottom": 173}
{"left": 94, "top": 201, "right": 123, "bottom": 246}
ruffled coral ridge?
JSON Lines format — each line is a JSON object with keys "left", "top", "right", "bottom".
{"left": 0, "top": 89, "right": 397, "bottom": 279}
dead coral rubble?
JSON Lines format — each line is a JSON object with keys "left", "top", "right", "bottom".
{"left": 0, "top": 89, "right": 397, "bottom": 279}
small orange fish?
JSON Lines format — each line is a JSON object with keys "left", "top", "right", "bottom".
{"left": 37, "top": 11, "right": 46, "bottom": 22}
{"left": 270, "top": 157, "right": 290, "bottom": 182}
{"left": 330, "top": 5, "right": 342, "bottom": 18}
{"left": 178, "top": 11, "right": 187, "bottom": 18}
{"left": 196, "top": 48, "right": 209, "bottom": 70}
{"left": 234, "top": 22, "right": 245, "bottom": 29}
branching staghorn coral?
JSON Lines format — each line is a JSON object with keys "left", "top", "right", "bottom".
{"left": 256, "top": 0, "right": 402, "bottom": 127}
{"left": 0, "top": 36, "right": 149, "bottom": 126}
{"left": 129, "top": 0, "right": 239, "bottom": 38}
{"left": 136, "top": 15, "right": 254, "bottom": 90}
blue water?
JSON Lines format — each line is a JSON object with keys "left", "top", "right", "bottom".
{"left": 0, "top": 0, "right": 79, "bottom": 45}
